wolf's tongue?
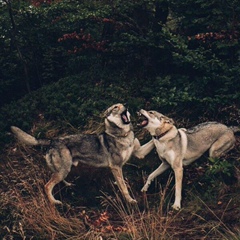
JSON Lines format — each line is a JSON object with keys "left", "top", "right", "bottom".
{"left": 141, "top": 120, "right": 148, "bottom": 126}
{"left": 122, "top": 114, "right": 128, "bottom": 122}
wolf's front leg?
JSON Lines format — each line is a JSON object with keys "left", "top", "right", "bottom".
{"left": 110, "top": 166, "right": 137, "bottom": 204}
{"left": 141, "top": 162, "right": 170, "bottom": 192}
{"left": 133, "top": 138, "right": 154, "bottom": 159}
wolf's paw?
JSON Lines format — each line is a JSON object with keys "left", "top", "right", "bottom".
{"left": 55, "top": 200, "right": 63, "bottom": 205}
{"left": 126, "top": 197, "right": 137, "bottom": 204}
{"left": 50, "top": 199, "right": 63, "bottom": 205}
{"left": 129, "top": 199, "right": 137, "bottom": 204}
{"left": 63, "top": 180, "right": 75, "bottom": 187}
{"left": 141, "top": 184, "right": 149, "bottom": 192}
{"left": 172, "top": 203, "right": 181, "bottom": 211}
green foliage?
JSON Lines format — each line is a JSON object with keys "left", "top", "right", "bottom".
{"left": 0, "top": 0, "right": 239, "bottom": 145}
{"left": 0, "top": 71, "right": 144, "bottom": 145}
{"left": 192, "top": 156, "right": 238, "bottom": 202}
{"left": 207, "top": 157, "right": 234, "bottom": 177}
{"left": 1, "top": 0, "right": 240, "bottom": 109}
{"left": 169, "top": 0, "right": 240, "bottom": 34}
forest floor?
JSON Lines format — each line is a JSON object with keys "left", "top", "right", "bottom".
{"left": 1, "top": 135, "right": 240, "bottom": 239}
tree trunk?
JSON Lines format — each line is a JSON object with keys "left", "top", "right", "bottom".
{"left": 6, "top": 0, "right": 31, "bottom": 93}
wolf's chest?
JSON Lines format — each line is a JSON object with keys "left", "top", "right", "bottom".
{"left": 120, "top": 143, "right": 134, "bottom": 163}
{"left": 154, "top": 140, "right": 174, "bottom": 164}
{"left": 154, "top": 139, "right": 178, "bottom": 166}
{"left": 154, "top": 139, "right": 168, "bottom": 159}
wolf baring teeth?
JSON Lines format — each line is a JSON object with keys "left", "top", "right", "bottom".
{"left": 120, "top": 109, "right": 131, "bottom": 124}
{"left": 137, "top": 109, "right": 240, "bottom": 210}
{"left": 137, "top": 111, "right": 149, "bottom": 127}
{"left": 11, "top": 103, "right": 154, "bottom": 205}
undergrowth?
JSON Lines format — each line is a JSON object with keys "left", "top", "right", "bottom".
{"left": 1, "top": 140, "right": 240, "bottom": 239}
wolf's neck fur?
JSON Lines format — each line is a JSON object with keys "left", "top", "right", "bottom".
{"left": 154, "top": 124, "right": 177, "bottom": 140}
{"left": 105, "top": 119, "right": 132, "bottom": 138}
{"left": 105, "top": 130, "right": 131, "bottom": 138}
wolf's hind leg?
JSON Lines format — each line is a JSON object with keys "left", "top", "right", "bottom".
{"left": 209, "top": 131, "right": 235, "bottom": 158}
{"left": 45, "top": 172, "right": 66, "bottom": 205}
{"left": 45, "top": 148, "right": 72, "bottom": 204}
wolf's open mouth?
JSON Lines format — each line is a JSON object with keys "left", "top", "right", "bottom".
{"left": 137, "top": 113, "right": 149, "bottom": 127}
{"left": 121, "top": 110, "right": 130, "bottom": 124}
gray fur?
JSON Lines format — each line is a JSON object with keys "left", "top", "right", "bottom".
{"left": 11, "top": 104, "right": 154, "bottom": 205}
{"left": 138, "top": 109, "right": 239, "bottom": 210}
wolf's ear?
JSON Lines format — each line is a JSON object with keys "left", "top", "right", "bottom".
{"left": 164, "top": 116, "right": 174, "bottom": 124}
{"left": 103, "top": 105, "right": 115, "bottom": 117}
{"left": 103, "top": 109, "right": 111, "bottom": 117}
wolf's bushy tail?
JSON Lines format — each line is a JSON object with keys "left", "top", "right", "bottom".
{"left": 11, "top": 126, "right": 50, "bottom": 146}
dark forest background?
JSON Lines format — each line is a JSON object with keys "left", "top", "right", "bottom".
{"left": 0, "top": 0, "right": 240, "bottom": 239}
{"left": 0, "top": 0, "right": 239, "bottom": 140}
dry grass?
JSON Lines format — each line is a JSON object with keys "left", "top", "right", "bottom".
{"left": 99, "top": 179, "right": 180, "bottom": 240}
{"left": 1, "top": 143, "right": 240, "bottom": 239}
{"left": 99, "top": 180, "right": 240, "bottom": 240}
{"left": 0, "top": 146, "right": 87, "bottom": 239}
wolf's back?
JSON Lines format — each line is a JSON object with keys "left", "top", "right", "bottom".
{"left": 11, "top": 126, "right": 50, "bottom": 146}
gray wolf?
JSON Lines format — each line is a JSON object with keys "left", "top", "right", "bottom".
{"left": 137, "top": 109, "right": 239, "bottom": 210}
{"left": 11, "top": 103, "right": 154, "bottom": 205}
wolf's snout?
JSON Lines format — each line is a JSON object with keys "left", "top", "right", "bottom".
{"left": 137, "top": 110, "right": 149, "bottom": 128}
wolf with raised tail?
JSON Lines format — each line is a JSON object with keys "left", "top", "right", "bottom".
{"left": 11, "top": 103, "right": 154, "bottom": 205}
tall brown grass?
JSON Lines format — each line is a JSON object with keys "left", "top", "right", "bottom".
{"left": 99, "top": 179, "right": 240, "bottom": 240}
{"left": 1, "top": 147, "right": 87, "bottom": 239}
{"left": 1, "top": 144, "right": 239, "bottom": 239}
{"left": 99, "top": 178, "right": 181, "bottom": 239}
